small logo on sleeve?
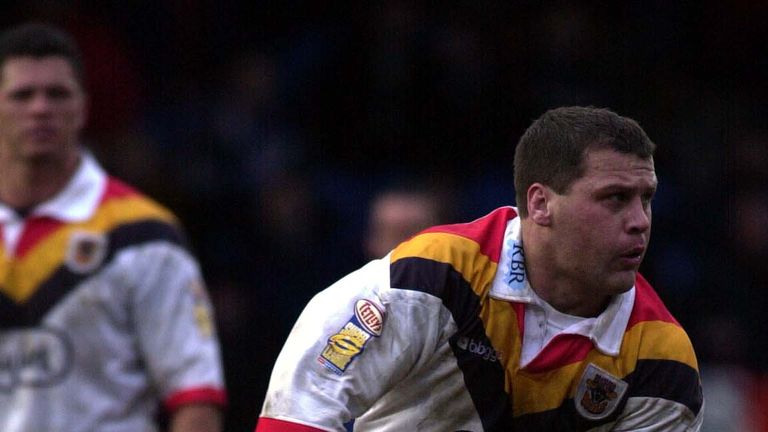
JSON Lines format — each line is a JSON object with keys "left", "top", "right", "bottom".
{"left": 318, "top": 299, "right": 385, "bottom": 375}
{"left": 354, "top": 299, "right": 384, "bottom": 336}
{"left": 575, "top": 363, "right": 628, "bottom": 420}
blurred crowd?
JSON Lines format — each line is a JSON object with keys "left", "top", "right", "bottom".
{"left": 3, "top": 1, "right": 766, "bottom": 431}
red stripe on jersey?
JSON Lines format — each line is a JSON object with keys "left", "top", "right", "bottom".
{"left": 421, "top": 207, "right": 517, "bottom": 263}
{"left": 14, "top": 216, "right": 64, "bottom": 258}
{"left": 627, "top": 273, "right": 680, "bottom": 328}
{"left": 164, "top": 386, "right": 227, "bottom": 412}
{"left": 100, "top": 177, "right": 139, "bottom": 203}
{"left": 512, "top": 302, "right": 525, "bottom": 336}
{"left": 255, "top": 417, "right": 328, "bottom": 432}
{"left": 523, "top": 333, "right": 594, "bottom": 374}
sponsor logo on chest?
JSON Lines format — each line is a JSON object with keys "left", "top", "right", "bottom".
{"left": 456, "top": 336, "right": 503, "bottom": 362}
{"left": 0, "top": 328, "right": 74, "bottom": 392}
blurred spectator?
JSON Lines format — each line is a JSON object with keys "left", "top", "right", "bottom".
{"left": 364, "top": 185, "right": 451, "bottom": 259}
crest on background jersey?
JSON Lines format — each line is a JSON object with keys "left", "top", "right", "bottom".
{"left": 65, "top": 231, "right": 108, "bottom": 274}
{"left": 189, "top": 279, "right": 214, "bottom": 337}
{"left": 575, "top": 363, "right": 628, "bottom": 420}
{"left": 318, "top": 299, "right": 385, "bottom": 375}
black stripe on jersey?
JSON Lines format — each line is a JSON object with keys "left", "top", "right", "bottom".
{"left": 623, "top": 358, "right": 703, "bottom": 415}
{"left": 391, "top": 257, "right": 515, "bottom": 431}
{"left": 515, "top": 396, "right": 627, "bottom": 432}
{"left": 513, "top": 398, "right": 626, "bottom": 431}
{"left": 0, "top": 220, "right": 185, "bottom": 328}
{"left": 513, "top": 359, "right": 702, "bottom": 431}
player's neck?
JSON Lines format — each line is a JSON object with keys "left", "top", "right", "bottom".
{"left": 0, "top": 152, "right": 80, "bottom": 210}
{"left": 528, "top": 272, "right": 610, "bottom": 317}
{"left": 520, "top": 222, "right": 609, "bottom": 317}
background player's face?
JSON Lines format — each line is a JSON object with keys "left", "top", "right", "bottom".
{"left": 547, "top": 148, "right": 657, "bottom": 297}
{"left": 0, "top": 56, "right": 86, "bottom": 162}
{"left": 365, "top": 192, "right": 439, "bottom": 259}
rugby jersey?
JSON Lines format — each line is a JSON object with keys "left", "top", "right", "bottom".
{"left": 0, "top": 153, "right": 226, "bottom": 432}
{"left": 257, "top": 206, "right": 703, "bottom": 431}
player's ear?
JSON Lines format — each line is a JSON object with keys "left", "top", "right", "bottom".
{"left": 527, "top": 183, "right": 553, "bottom": 226}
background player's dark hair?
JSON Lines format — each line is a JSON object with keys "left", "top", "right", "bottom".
{"left": 0, "top": 22, "right": 85, "bottom": 87}
{"left": 513, "top": 106, "right": 656, "bottom": 217}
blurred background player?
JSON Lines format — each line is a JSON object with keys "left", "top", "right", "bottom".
{"left": 363, "top": 184, "right": 450, "bottom": 260}
{"left": 0, "top": 22, "right": 226, "bottom": 432}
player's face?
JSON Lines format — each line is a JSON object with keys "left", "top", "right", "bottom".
{"left": 548, "top": 148, "right": 657, "bottom": 298}
{"left": 0, "top": 56, "right": 86, "bottom": 162}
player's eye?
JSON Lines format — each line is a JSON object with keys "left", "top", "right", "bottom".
{"left": 608, "top": 193, "right": 629, "bottom": 203}
{"left": 9, "top": 88, "right": 33, "bottom": 101}
{"left": 47, "top": 86, "right": 72, "bottom": 100}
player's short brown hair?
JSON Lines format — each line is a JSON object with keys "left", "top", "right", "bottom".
{"left": 513, "top": 106, "right": 656, "bottom": 217}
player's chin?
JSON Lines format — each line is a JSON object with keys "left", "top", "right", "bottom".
{"left": 606, "top": 271, "right": 637, "bottom": 294}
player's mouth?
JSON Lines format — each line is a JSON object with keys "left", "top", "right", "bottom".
{"left": 26, "top": 126, "right": 57, "bottom": 142}
{"left": 618, "top": 246, "right": 645, "bottom": 267}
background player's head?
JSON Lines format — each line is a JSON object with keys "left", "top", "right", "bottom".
{"left": 364, "top": 187, "right": 445, "bottom": 259}
{"left": 0, "top": 22, "right": 85, "bottom": 88}
{"left": 0, "top": 22, "right": 87, "bottom": 162}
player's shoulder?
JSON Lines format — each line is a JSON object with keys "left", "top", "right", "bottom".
{"left": 629, "top": 273, "right": 681, "bottom": 327}
{"left": 99, "top": 176, "right": 179, "bottom": 225}
{"left": 89, "top": 176, "right": 191, "bottom": 249}
{"left": 627, "top": 273, "right": 698, "bottom": 367}
{"left": 391, "top": 206, "right": 517, "bottom": 264}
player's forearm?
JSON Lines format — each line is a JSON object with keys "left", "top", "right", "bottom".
{"left": 169, "top": 403, "right": 222, "bottom": 432}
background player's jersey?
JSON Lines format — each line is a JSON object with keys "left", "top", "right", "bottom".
{"left": 0, "top": 153, "right": 226, "bottom": 432}
{"left": 257, "top": 207, "right": 703, "bottom": 431}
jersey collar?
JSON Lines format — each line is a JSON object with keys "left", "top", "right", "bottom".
{"left": 489, "top": 211, "right": 635, "bottom": 356}
{"left": 0, "top": 152, "right": 106, "bottom": 224}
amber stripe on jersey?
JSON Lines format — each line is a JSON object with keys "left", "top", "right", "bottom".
{"left": 390, "top": 207, "right": 520, "bottom": 429}
{"left": 1, "top": 178, "right": 176, "bottom": 304}
{"left": 513, "top": 358, "right": 702, "bottom": 431}
{"left": 0, "top": 176, "right": 184, "bottom": 327}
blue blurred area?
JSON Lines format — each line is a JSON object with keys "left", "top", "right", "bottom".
{"left": 3, "top": 2, "right": 766, "bottom": 430}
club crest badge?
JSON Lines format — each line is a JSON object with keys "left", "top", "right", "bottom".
{"left": 318, "top": 299, "right": 385, "bottom": 375}
{"left": 575, "top": 363, "right": 628, "bottom": 420}
{"left": 65, "top": 231, "right": 108, "bottom": 274}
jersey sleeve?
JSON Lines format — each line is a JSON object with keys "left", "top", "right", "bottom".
{"left": 256, "top": 256, "right": 453, "bottom": 432}
{"left": 610, "top": 397, "right": 704, "bottom": 431}
{"left": 127, "top": 240, "right": 227, "bottom": 411}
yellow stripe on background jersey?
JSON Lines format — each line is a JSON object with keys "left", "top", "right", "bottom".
{"left": 2, "top": 195, "right": 176, "bottom": 303}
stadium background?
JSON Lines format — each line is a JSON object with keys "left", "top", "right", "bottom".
{"left": 3, "top": 2, "right": 766, "bottom": 431}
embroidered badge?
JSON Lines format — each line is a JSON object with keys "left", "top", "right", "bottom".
{"left": 575, "top": 363, "right": 628, "bottom": 420}
{"left": 65, "top": 231, "right": 108, "bottom": 274}
{"left": 318, "top": 299, "right": 385, "bottom": 375}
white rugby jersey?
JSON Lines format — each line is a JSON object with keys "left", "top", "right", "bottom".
{"left": 256, "top": 207, "right": 703, "bottom": 431}
{"left": 0, "top": 153, "right": 226, "bottom": 432}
